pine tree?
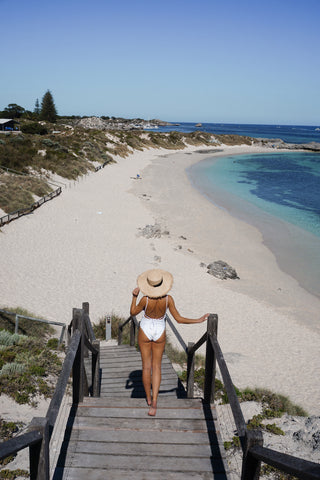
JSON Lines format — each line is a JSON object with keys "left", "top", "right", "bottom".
{"left": 34, "top": 98, "right": 40, "bottom": 115}
{"left": 40, "top": 90, "right": 57, "bottom": 123}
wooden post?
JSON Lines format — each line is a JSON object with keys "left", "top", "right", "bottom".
{"left": 204, "top": 314, "right": 218, "bottom": 404}
{"left": 130, "top": 318, "right": 136, "bottom": 346}
{"left": 72, "top": 308, "right": 85, "bottom": 403}
{"left": 82, "top": 302, "right": 90, "bottom": 357}
{"left": 29, "top": 417, "right": 49, "bottom": 480}
{"left": 187, "top": 342, "right": 195, "bottom": 398}
{"left": 82, "top": 302, "right": 89, "bottom": 315}
{"left": 241, "top": 429, "right": 263, "bottom": 480}
{"left": 92, "top": 340, "right": 100, "bottom": 397}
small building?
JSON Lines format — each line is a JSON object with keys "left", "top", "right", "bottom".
{"left": 0, "top": 119, "right": 18, "bottom": 131}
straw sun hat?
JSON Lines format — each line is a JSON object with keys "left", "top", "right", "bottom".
{"left": 137, "top": 269, "right": 173, "bottom": 298}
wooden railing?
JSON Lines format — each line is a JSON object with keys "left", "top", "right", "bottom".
{"left": 118, "top": 313, "right": 320, "bottom": 480}
{"left": 0, "top": 308, "right": 66, "bottom": 345}
{"left": 0, "top": 187, "right": 62, "bottom": 227}
{"left": 0, "top": 302, "right": 100, "bottom": 480}
{"left": 94, "top": 159, "right": 112, "bottom": 172}
{"left": 118, "top": 314, "right": 139, "bottom": 346}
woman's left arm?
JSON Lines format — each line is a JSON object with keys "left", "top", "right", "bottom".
{"left": 130, "top": 288, "right": 146, "bottom": 315}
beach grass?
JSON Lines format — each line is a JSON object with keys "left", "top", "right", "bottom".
{"left": 0, "top": 174, "right": 52, "bottom": 213}
{"left": 0, "top": 307, "right": 54, "bottom": 337}
{"left": 0, "top": 308, "right": 62, "bottom": 405}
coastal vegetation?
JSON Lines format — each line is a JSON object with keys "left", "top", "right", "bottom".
{"left": 0, "top": 308, "right": 62, "bottom": 405}
{"left": 0, "top": 112, "right": 256, "bottom": 216}
{"left": 0, "top": 308, "right": 63, "bottom": 477}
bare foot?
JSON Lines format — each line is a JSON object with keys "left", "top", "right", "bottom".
{"left": 148, "top": 402, "right": 157, "bottom": 416}
{"left": 146, "top": 397, "right": 152, "bottom": 406}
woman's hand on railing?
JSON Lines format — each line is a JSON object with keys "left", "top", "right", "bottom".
{"left": 198, "top": 314, "right": 209, "bottom": 323}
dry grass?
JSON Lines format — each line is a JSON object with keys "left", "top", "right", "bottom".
{"left": 0, "top": 173, "right": 52, "bottom": 213}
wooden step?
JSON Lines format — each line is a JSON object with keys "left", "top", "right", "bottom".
{"left": 54, "top": 345, "right": 229, "bottom": 479}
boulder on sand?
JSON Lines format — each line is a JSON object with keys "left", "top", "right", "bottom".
{"left": 207, "top": 260, "right": 239, "bottom": 280}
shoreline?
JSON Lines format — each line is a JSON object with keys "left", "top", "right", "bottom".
{"left": 0, "top": 143, "right": 319, "bottom": 413}
{"left": 187, "top": 151, "right": 320, "bottom": 302}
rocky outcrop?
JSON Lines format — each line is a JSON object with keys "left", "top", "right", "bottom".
{"left": 76, "top": 116, "right": 107, "bottom": 130}
{"left": 255, "top": 137, "right": 320, "bottom": 152}
{"left": 75, "top": 116, "right": 175, "bottom": 131}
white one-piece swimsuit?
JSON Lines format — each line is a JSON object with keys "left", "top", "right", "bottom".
{"left": 140, "top": 296, "right": 168, "bottom": 341}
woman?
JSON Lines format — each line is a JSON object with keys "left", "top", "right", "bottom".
{"left": 130, "top": 269, "right": 208, "bottom": 416}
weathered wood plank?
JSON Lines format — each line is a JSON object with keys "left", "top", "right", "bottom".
{"left": 100, "top": 365, "right": 175, "bottom": 374}
{"left": 80, "top": 396, "right": 205, "bottom": 408}
{"left": 100, "top": 363, "right": 174, "bottom": 370}
{"left": 100, "top": 373, "right": 177, "bottom": 382}
{"left": 75, "top": 406, "right": 213, "bottom": 420}
{"left": 69, "top": 416, "right": 216, "bottom": 432}
{"left": 100, "top": 350, "right": 172, "bottom": 359}
{"left": 61, "top": 452, "right": 225, "bottom": 473}
{"left": 65, "top": 428, "right": 221, "bottom": 445}
{"left": 53, "top": 466, "right": 226, "bottom": 480}
{"left": 59, "top": 440, "right": 219, "bottom": 457}
{"left": 99, "top": 360, "right": 174, "bottom": 369}
{"left": 100, "top": 391, "right": 180, "bottom": 397}
{"left": 100, "top": 381, "right": 179, "bottom": 391}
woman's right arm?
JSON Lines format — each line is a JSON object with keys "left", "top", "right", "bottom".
{"left": 130, "top": 288, "right": 146, "bottom": 316}
{"left": 167, "top": 296, "right": 208, "bottom": 324}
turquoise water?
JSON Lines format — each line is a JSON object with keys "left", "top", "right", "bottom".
{"left": 188, "top": 152, "right": 320, "bottom": 297}
{"left": 190, "top": 152, "right": 320, "bottom": 237}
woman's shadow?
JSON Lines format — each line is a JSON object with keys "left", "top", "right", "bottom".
{"left": 125, "top": 370, "right": 186, "bottom": 398}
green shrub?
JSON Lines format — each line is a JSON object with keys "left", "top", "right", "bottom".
{"left": 0, "top": 331, "right": 26, "bottom": 347}
{"left": 0, "top": 418, "right": 24, "bottom": 469}
{"left": 240, "top": 388, "right": 307, "bottom": 417}
{"left": 0, "top": 469, "right": 29, "bottom": 479}
{"left": 47, "top": 337, "right": 59, "bottom": 349}
{"left": 260, "top": 464, "right": 299, "bottom": 479}
{"left": 265, "top": 424, "right": 285, "bottom": 435}
{"left": 0, "top": 362, "right": 26, "bottom": 376}
{"left": 0, "top": 311, "right": 62, "bottom": 404}
{"left": 20, "top": 122, "right": 47, "bottom": 135}
{"left": 224, "top": 435, "right": 241, "bottom": 451}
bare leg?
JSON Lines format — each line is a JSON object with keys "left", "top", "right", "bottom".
{"left": 138, "top": 328, "right": 152, "bottom": 405}
{"left": 148, "top": 331, "right": 166, "bottom": 416}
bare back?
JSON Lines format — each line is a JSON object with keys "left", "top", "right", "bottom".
{"left": 144, "top": 296, "right": 168, "bottom": 319}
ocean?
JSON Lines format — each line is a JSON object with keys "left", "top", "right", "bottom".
{"left": 187, "top": 150, "right": 320, "bottom": 298}
{"left": 156, "top": 122, "right": 320, "bottom": 145}
{"left": 155, "top": 121, "right": 320, "bottom": 297}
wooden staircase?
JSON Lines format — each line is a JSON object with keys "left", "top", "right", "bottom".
{"left": 53, "top": 344, "right": 229, "bottom": 479}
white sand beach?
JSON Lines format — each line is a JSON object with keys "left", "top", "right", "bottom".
{"left": 1, "top": 144, "right": 319, "bottom": 414}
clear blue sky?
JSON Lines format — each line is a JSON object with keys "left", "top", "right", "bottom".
{"left": 1, "top": 0, "right": 319, "bottom": 125}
